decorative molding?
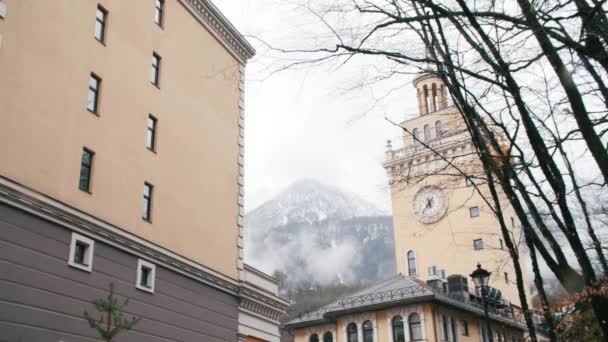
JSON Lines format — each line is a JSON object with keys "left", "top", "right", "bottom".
{"left": 180, "top": 0, "right": 255, "bottom": 64}
{"left": 236, "top": 65, "right": 246, "bottom": 274}
{"left": 0, "top": 176, "right": 241, "bottom": 296}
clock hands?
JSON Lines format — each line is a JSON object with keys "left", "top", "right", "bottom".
{"left": 423, "top": 197, "right": 434, "bottom": 214}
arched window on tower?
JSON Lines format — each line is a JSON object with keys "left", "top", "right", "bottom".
{"left": 413, "top": 128, "right": 420, "bottom": 145}
{"left": 407, "top": 250, "right": 417, "bottom": 276}
{"left": 423, "top": 85, "right": 430, "bottom": 114}
{"left": 392, "top": 316, "right": 405, "bottom": 342}
{"left": 347, "top": 323, "right": 358, "bottom": 342}
{"left": 409, "top": 313, "right": 423, "bottom": 341}
{"left": 323, "top": 332, "right": 333, "bottom": 342}
{"left": 435, "top": 121, "right": 444, "bottom": 137}
{"left": 362, "top": 321, "right": 373, "bottom": 342}
{"left": 432, "top": 83, "right": 438, "bottom": 111}
{"left": 424, "top": 124, "right": 431, "bottom": 141}
{"left": 310, "top": 334, "right": 319, "bottom": 342}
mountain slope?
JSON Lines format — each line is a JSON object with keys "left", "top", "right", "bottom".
{"left": 244, "top": 179, "right": 395, "bottom": 289}
{"left": 246, "top": 179, "right": 386, "bottom": 230}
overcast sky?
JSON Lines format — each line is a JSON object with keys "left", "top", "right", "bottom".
{"left": 212, "top": 0, "right": 422, "bottom": 212}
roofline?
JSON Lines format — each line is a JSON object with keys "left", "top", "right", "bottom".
{"left": 244, "top": 263, "right": 281, "bottom": 285}
{"left": 180, "top": 0, "right": 256, "bottom": 64}
{"left": 412, "top": 72, "right": 442, "bottom": 87}
{"left": 284, "top": 293, "right": 528, "bottom": 332}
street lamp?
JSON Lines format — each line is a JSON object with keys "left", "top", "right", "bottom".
{"left": 470, "top": 263, "right": 493, "bottom": 342}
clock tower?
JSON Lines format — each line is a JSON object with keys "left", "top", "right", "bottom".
{"left": 383, "top": 73, "right": 526, "bottom": 307}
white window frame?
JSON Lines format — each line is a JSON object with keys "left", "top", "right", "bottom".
{"left": 136, "top": 259, "right": 156, "bottom": 293}
{"left": 68, "top": 232, "right": 95, "bottom": 272}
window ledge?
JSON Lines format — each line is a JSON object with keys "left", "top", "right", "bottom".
{"left": 68, "top": 261, "right": 92, "bottom": 273}
{"left": 87, "top": 108, "right": 100, "bottom": 117}
{"left": 136, "top": 284, "right": 155, "bottom": 294}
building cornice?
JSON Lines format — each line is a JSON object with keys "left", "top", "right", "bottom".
{"left": 179, "top": 0, "right": 256, "bottom": 64}
{"left": 0, "top": 175, "right": 241, "bottom": 296}
{"left": 239, "top": 282, "right": 290, "bottom": 322}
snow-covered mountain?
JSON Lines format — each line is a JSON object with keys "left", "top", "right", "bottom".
{"left": 246, "top": 179, "right": 386, "bottom": 229}
{"left": 244, "top": 179, "right": 395, "bottom": 288}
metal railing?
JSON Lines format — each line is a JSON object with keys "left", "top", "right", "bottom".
{"left": 338, "top": 285, "right": 429, "bottom": 307}
{"left": 385, "top": 131, "right": 472, "bottom": 164}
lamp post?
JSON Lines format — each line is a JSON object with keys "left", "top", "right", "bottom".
{"left": 470, "top": 263, "right": 493, "bottom": 342}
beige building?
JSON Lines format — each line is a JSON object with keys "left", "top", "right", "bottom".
{"left": 283, "top": 73, "right": 530, "bottom": 342}
{"left": 383, "top": 73, "right": 525, "bottom": 306}
{"left": 0, "top": 0, "right": 287, "bottom": 341}
{"left": 284, "top": 275, "right": 526, "bottom": 342}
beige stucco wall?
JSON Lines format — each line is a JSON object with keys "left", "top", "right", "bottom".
{"left": 292, "top": 302, "right": 524, "bottom": 342}
{"left": 387, "top": 75, "right": 525, "bottom": 306}
{"left": 0, "top": 0, "right": 242, "bottom": 279}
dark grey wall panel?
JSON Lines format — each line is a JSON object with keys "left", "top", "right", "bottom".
{"left": 0, "top": 203, "right": 239, "bottom": 341}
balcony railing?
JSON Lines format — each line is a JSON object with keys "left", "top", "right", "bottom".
{"left": 385, "top": 131, "right": 472, "bottom": 165}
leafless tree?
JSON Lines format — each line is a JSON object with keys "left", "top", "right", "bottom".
{"left": 260, "top": 0, "right": 608, "bottom": 340}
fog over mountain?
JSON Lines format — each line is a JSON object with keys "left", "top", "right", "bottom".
{"left": 244, "top": 179, "right": 396, "bottom": 287}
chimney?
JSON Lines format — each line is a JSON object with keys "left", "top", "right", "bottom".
{"left": 447, "top": 274, "right": 469, "bottom": 303}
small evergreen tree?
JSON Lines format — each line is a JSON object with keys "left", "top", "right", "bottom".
{"left": 84, "top": 283, "right": 140, "bottom": 342}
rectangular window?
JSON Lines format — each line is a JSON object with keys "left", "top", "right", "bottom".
{"left": 143, "top": 182, "right": 153, "bottom": 221}
{"left": 136, "top": 259, "right": 156, "bottom": 292}
{"left": 154, "top": 0, "right": 164, "bottom": 27}
{"left": 474, "top": 239, "right": 484, "bottom": 250}
{"left": 504, "top": 272, "right": 509, "bottom": 284}
{"left": 465, "top": 176, "right": 475, "bottom": 187}
{"left": 499, "top": 238, "right": 504, "bottom": 250}
{"left": 79, "top": 148, "right": 94, "bottom": 192}
{"left": 469, "top": 206, "right": 480, "bottom": 218}
{"left": 461, "top": 320, "right": 469, "bottom": 336}
{"left": 451, "top": 317, "right": 458, "bottom": 342}
{"left": 442, "top": 315, "right": 450, "bottom": 341}
{"left": 87, "top": 74, "right": 101, "bottom": 113}
{"left": 151, "top": 52, "right": 161, "bottom": 86}
{"left": 147, "top": 115, "right": 157, "bottom": 151}
{"left": 94, "top": 5, "right": 107, "bottom": 43}
{"left": 68, "top": 233, "right": 95, "bottom": 272}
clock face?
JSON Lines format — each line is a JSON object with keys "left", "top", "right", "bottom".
{"left": 413, "top": 185, "right": 448, "bottom": 224}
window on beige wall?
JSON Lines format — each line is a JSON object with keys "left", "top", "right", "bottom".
{"left": 147, "top": 115, "right": 158, "bottom": 151}
{"left": 94, "top": 5, "right": 107, "bottom": 43}
{"left": 473, "top": 239, "right": 484, "bottom": 250}
{"left": 407, "top": 250, "right": 417, "bottom": 276}
{"left": 392, "top": 316, "right": 405, "bottom": 342}
{"left": 347, "top": 323, "right": 358, "bottom": 342}
{"left": 409, "top": 313, "right": 422, "bottom": 340}
{"left": 469, "top": 206, "right": 480, "bottom": 217}
{"left": 424, "top": 124, "right": 431, "bottom": 141}
{"left": 143, "top": 182, "right": 153, "bottom": 221}
{"left": 461, "top": 320, "right": 469, "bottom": 336}
{"left": 450, "top": 317, "right": 458, "bottom": 342}
{"left": 309, "top": 334, "right": 319, "bottom": 342}
{"left": 79, "top": 148, "right": 94, "bottom": 192}
{"left": 87, "top": 74, "right": 101, "bottom": 113}
{"left": 151, "top": 52, "right": 161, "bottom": 87}
{"left": 362, "top": 321, "right": 373, "bottom": 342}
{"left": 323, "top": 332, "right": 333, "bottom": 342}
{"left": 154, "top": 0, "right": 164, "bottom": 27}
